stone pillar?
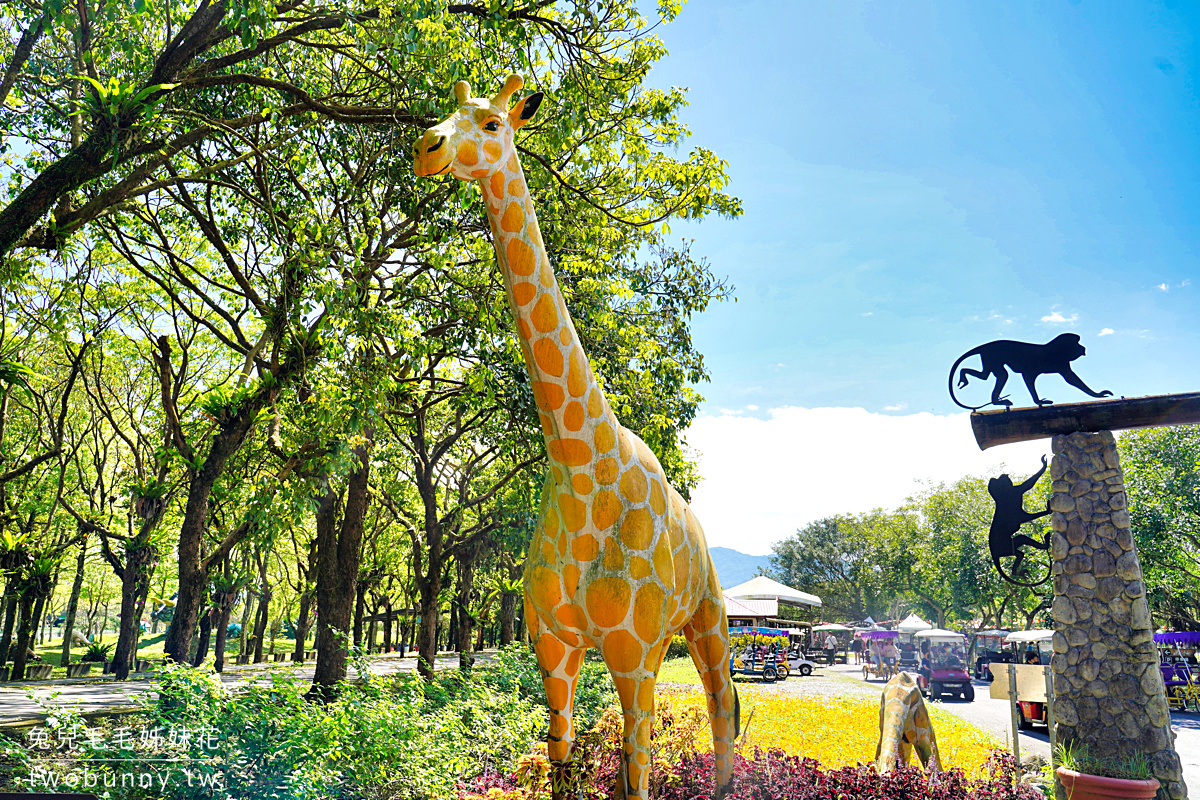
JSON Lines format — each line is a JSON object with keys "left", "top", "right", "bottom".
{"left": 1048, "top": 431, "right": 1187, "bottom": 800}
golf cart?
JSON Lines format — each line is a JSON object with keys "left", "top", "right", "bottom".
{"left": 973, "top": 629, "right": 1011, "bottom": 681}
{"left": 914, "top": 628, "right": 975, "bottom": 701}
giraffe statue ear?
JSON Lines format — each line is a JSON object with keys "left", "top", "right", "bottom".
{"left": 510, "top": 92, "right": 544, "bottom": 130}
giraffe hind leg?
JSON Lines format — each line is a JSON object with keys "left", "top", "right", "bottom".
{"left": 682, "top": 597, "right": 737, "bottom": 797}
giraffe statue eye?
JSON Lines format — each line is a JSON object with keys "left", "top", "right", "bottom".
{"left": 483, "top": 121, "right": 500, "bottom": 132}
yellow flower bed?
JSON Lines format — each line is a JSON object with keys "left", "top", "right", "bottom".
{"left": 657, "top": 685, "right": 1003, "bottom": 777}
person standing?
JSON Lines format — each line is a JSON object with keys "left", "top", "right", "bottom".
{"left": 824, "top": 632, "right": 838, "bottom": 664}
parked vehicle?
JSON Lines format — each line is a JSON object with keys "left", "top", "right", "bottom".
{"left": 972, "top": 629, "right": 1010, "bottom": 681}
{"left": 914, "top": 628, "right": 975, "bottom": 701}
{"left": 729, "top": 647, "right": 780, "bottom": 683}
{"left": 785, "top": 645, "right": 816, "bottom": 677}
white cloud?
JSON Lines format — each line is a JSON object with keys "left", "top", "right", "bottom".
{"left": 1156, "top": 283, "right": 1169, "bottom": 292}
{"left": 687, "top": 406, "right": 1050, "bottom": 556}
{"left": 862, "top": 311, "right": 874, "bottom": 316}
{"left": 1098, "top": 328, "right": 1114, "bottom": 336}
{"left": 745, "top": 404, "right": 759, "bottom": 411}
{"left": 883, "top": 403, "right": 908, "bottom": 411}
{"left": 1182, "top": 279, "right": 1192, "bottom": 288}
{"left": 1040, "top": 310, "right": 1078, "bottom": 324}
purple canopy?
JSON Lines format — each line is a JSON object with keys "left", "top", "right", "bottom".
{"left": 1154, "top": 631, "right": 1200, "bottom": 645}
{"left": 857, "top": 630, "right": 899, "bottom": 639}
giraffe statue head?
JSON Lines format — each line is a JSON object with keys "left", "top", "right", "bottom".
{"left": 412, "top": 74, "right": 544, "bottom": 180}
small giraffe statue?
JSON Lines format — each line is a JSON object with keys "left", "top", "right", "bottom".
{"left": 413, "top": 75, "right": 739, "bottom": 799}
{"left": 875, "top": 672, "right": 942, "bottom": 774}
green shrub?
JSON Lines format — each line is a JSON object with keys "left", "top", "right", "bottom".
{"left": 79, "top": 642, "right": 112, "bottom": 662}
{"left": 666, "top": 635, "right": 691, "bottom": 659}
{"left": 479, "top": 642, "right": 616, "bottom": 733}
{"left": 5, "top": 663, "right": 548, "bottom": 799}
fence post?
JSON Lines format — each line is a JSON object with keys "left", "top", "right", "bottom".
{"left": 1008, "top": 663, "right": 1021, "bottom": 764}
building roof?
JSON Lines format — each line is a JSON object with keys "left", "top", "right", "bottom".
{"left": 723, "top": 575, "right": 822, "bottom": 608}
{"left": 723, "top": 594, "right": 777, "bottom": 619}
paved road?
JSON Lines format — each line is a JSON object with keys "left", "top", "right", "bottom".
{"left": 0, "top": 650, "right": 492, "bottom": 725}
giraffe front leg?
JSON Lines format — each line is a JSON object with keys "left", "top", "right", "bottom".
{"left": 682, "top": 598, "right": 738, "bottom": 799}
{"left": 532, "top": 632, "right": 584, "bottom": 800}
{"left": 612, "top": 672, "right": 657, "bottom": 800}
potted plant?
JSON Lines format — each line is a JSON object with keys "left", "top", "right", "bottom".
{"left": 1054, "top": 740, "right": 1159, "bottom": 800}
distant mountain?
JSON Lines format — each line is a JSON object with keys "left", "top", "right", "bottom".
{"left": 708, "top": 546, "right": 773, "bottom": 590}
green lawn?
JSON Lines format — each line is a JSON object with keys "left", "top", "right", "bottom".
{"left": 657, "top": 656, "right": 702, "bottom": 685}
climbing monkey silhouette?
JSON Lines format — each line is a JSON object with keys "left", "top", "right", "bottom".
{"left": 948, "top": 333, "right": 1113, "bottom": 410}
{"left": 988, "top": 455, "right": 1052, "bottom": 587}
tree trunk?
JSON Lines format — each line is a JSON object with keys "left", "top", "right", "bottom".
{"left": 310, "top": 441, "right": 370, "bottom": 696}
{"left": 193, "top": 607, "right": 213, "bottom": 666}
{"left": 60, "top": 540, "right": 87, "bottom": 665}
{"left": 416, "top": 583, "right": 440, "bottom": 681}
{"left": 499, "top": 592, "right": 516, "bottom": 646}
{"left": 112, "top": 542, "right": 157, "bottom": 681}
{"left": 238, "top": 591, "right": 254, "bottom": 661}
{"left": 0, "top": 579, "right": 17, "bottom": 664}
{"left": 30, "top": 592, "right": 47, "bottom": 652}
{"left": 9, "top": 592, "right": 36, "bottom": 680}
{"left": 162, "top": 384, "right": 270, "bottom": 664}
{"left": 213, "top": 592, "right": 236, "bottom": 673}
{"left": 252, "top": 584, "right": 270, "bottom": 664}
{"left": 455, "top": 555, "right": 478, "bottom": 671}
{"left": 383, "top": 598, "right": 392, "bottom": 651}
{"left": 353, "top": 584, "right": 366, "bottom": 648}
{"left": 293, "top": 591, "right": 312, "bottom": 662}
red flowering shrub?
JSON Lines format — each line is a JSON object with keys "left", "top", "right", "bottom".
{"left": 461, "top": 748, "right": 1043, "bottom": 800}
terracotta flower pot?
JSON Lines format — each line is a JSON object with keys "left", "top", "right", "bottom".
{"left": 1057, "top": 766, "right": 1160, "bottom": 800}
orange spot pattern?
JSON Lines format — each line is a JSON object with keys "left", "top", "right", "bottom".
{"left": 501, "top": 201, "right": 524, "bottom": 233}
{"left": 506, "top": 238, "right": 536, "bottom": 276}
{"left": 457, "top": 140, "right": 478, "bottom": 166}
{"left": 533, "top": 338, "right": 564, "bottom": 376}
{"left": 548, "top": 439, "right": 592, "bottom": 467}
{"left": 564, "top": 401, "right": 585, "bottom": 432}
{"left": 570, "top": 472, "right": 592, "bottom": 494}
{"left": 592, "top": 489, "right": 621, "bottom": 530}
{"left": 558, "top": 493, "right": 587, "bottom": 532}
{"left": 512, "top": 282, "right": 536, "bottom": 306}
{"left": 586, "top": 577, "right": 631, "bottom": 628}
{"left": 531, "top": 294, "right": 558, "bottom": 333}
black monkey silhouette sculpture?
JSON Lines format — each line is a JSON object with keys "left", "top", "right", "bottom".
{"left": 948, "top": 333, "right": 1113, "bottom": 410}
{"left": 988, "top": 455, "right": 1052, "bottom": 587}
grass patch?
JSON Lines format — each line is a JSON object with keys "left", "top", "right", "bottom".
{"left": 658, "top": 685, "right": 1002, "bottom": 777}
{"left": 657, "top": 656, "right": 702, "bottom": 685}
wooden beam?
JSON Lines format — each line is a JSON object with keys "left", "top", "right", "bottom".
{"left": 970, "top": 391, "right": 1200, "bottom": 450}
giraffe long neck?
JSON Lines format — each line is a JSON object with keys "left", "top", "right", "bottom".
{"left": 480, "top": 156, "right": 615, "bottom": 476}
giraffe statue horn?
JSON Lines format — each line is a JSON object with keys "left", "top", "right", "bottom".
{"left": 453, "top": 80, "right": 471, "bottom": 105}
{"left": 493, "top": 73, "right": 524, "bottom": 108}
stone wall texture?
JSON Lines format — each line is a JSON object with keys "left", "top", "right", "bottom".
{"left": 1049, "top": 431, "right": 1187, "bottom": 800}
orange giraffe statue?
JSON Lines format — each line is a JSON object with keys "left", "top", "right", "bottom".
{"left": 875, "top": 672, "right": 942, "bottom": 774}
{"left": 412, "top": 75, "right": 739, "bottom": 799}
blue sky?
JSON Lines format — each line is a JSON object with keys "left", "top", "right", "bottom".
{"left": 652, "top": 0, "right": 1198, "bottom": 416}
{"left": 644, "top": 1, "right": 1200, "bottom": 553}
